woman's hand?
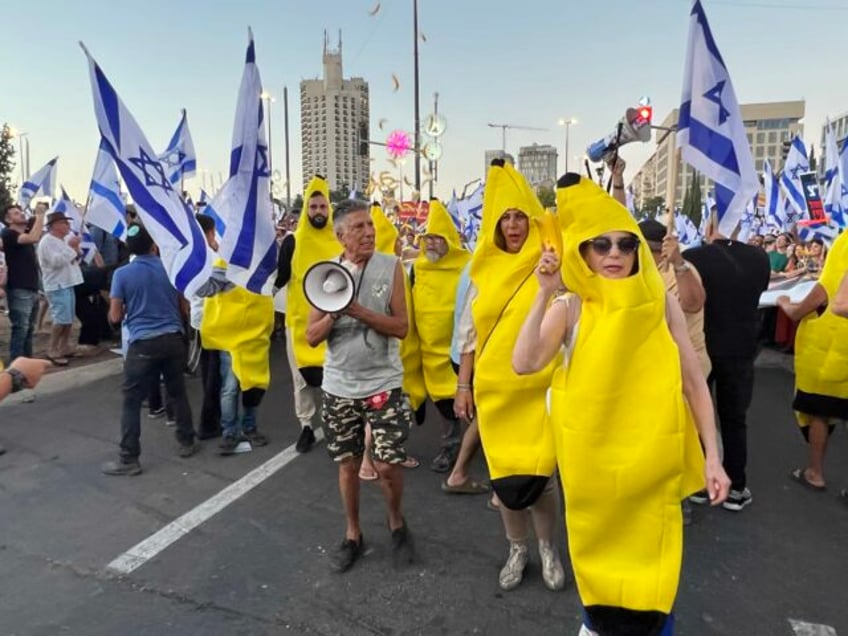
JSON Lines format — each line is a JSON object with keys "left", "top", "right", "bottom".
{"left": 536, "top": 246, "right": 565, "bottom": 295}
{"left": 454, "top": 387, "right": 475, "bottom": 421}
{"left": 704, "top": 457, "right": 731, "bottom": 506}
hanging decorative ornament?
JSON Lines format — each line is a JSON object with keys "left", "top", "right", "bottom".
{"left": 386, "top": 130, "right": 412, "bottom": 160}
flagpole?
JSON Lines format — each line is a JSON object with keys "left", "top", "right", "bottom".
{"left": 284, "top": 86, "right": 291, "bottom": 209}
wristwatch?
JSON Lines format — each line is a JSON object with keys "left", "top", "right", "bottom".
{"left": 2, "top": 368, "right": 28, "bottom": 393}
{"left": 673, "top": 261, "right": 691, "bottom": 274}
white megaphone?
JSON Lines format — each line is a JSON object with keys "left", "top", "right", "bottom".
{"left": 586, "top": 104, "right": 653, "bottom": 164}
{"left": 303, "top": 261, "right": 357, "bottom": 313}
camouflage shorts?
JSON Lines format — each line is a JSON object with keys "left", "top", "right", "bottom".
{"left": 322, "top": 388, "right": 412, "bottom": 464}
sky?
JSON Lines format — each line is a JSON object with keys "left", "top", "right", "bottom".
{"left": 4, "top": 0, "right": 848, "bottom": 206}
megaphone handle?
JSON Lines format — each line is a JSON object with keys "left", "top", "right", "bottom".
{"left": 605, "top": 122, "right": 625, "bottom": 194}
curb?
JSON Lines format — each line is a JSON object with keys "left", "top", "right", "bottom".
{"left": 1, "top": 357, "right": 123, "bottom": 407}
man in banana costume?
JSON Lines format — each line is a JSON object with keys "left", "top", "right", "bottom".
{"left": 776, "top": 230, "right": 848, "bottom": 492}
{"left": 513, "top": 173, "right": 729, "bottom": 635}
{"left": 276, "top": 175, "right": 337, "bottom": 453}
{"left": 455, "top": 159, "right": 565, "bottom": 592}
{"left": 410, "top": 199, "right": 474, "bottom": 476}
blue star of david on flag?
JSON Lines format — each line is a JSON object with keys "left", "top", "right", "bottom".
{"left": 703, "top": 80, "right": 730, "bottom": 125}
{"left": 158, "top": 109, "right": 197, "bottom": 185}
{"left": 781, "top": 135, "right": 809, "bottom": 219}
{"left": 255, "top": 145, "right": 270, "bottom": 178}
{"left": 129, "top": 147, "right": 174, "bottom": 192}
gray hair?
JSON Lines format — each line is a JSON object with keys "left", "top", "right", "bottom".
{"left": 333, "top": 198, "right": 370, "bottom": 234}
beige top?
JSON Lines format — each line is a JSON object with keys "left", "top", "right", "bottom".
{"left": 660, "top": 264, "right": 711, "bottom": 378}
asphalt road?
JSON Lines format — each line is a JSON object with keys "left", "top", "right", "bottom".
{"left": 1, "top": 344, "right": 846, "bottom": 636}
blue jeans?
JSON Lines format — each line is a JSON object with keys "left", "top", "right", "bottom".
{"left": 219, "top": 351, "right": 257, "bottom": 439}
{"left": 7, "top": 288, "right": 39, "bottom": 363}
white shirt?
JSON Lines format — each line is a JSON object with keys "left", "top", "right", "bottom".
{"left": 37, "top": 233, "right": 83, "bottom": 292}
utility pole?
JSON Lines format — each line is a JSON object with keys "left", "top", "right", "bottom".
{"left": 413, "top": 0, "right": 421, "bottom": 193}
{"left": 284, "top": 86, "right": 291, "bottom": 208}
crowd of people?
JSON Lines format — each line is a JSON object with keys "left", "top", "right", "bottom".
{"left": 2, "top": 159, "right": 848, "bottom": 634}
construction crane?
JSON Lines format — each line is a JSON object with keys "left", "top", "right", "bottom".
{"left": 487, "top": 123, "right": 549, "bottom": 154}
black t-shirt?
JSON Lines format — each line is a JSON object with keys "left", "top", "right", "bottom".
{"left": 685, "top": 240, "right": 770, "bottom": 359}
{"left": 274, "top": 233, "right": 295, "bottom": 289}
{"left": 1, "top": 227, "right": 40, "bottom": 291}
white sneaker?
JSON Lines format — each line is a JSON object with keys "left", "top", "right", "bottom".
{"left": 498, "top": 541, "right": 528, "bottom": 591}
{"left": 538, "top": 540, "right": 565, "bottom": 590}
{"left": 578, "top": 624, "right": 599, "bottom": 636}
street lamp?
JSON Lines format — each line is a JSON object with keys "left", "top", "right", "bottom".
{"left": 558, "top": 117, "right": 577, "bottom": 173}
{"left": 260, "top": 91, "right": 275, "bottom": 174}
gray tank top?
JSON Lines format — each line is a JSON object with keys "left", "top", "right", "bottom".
{"left": 322, "top": 252, "right": 405, "bottom": 398}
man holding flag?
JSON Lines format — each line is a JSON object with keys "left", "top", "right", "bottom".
{"left": 677, "top": 0, "right": 770, "bottom": 513}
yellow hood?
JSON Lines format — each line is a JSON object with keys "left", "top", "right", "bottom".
{"left": 371, "top": 202, "right": 399, "bottom": 256}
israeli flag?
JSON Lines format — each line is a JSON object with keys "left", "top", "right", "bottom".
{"left": 798, "top": 222, "right": 839, "bottom": 247}
{"left": 625, "top": 185, "right": 636, "bottom": 217}
{"left": 763, "top": 159, "right": 788, "bottom": 232}
{"left": 209, "top": 29, "right": 277, "bottom": 295}
{"left": 158, "top": 109, "right": 197, "bottom": 186}
{"left": 81, "top": 43, "right": 214, "bottom": 297}
{"left": 677, "top": 0, "right": 759, "bottom": 238}
{"left": 18, "top": 156, "right": 58, "bottom": 209}
{"left": 87, "top": 140, "right": 128, "bottom": 241}
{"left": 53, "top": 187, "right": 98, "bottom": 264}
{"left": 700, "top": 192, "right": 715, "bottom": 236}
{"left": 780, "top": 135, "right": 809, "bottom": 219}
{"left": 823, "top": 120, "right": 846, "bottom": 229}
{"left": 446, "top": 189, "right": 462, "bottom": 231}
{"left": 840, "top": 135, "right": 848, "bottom": 212}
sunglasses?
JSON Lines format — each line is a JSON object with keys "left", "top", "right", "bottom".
{"left": 583, "top": 235, "right": 640, "bottom": 256}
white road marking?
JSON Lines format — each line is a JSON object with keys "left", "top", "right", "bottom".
{"left": 789, "top": 619, "right": 838, "bottom": 636}
{"left": 107, "top": 430, "right": 323, "bottom": 575}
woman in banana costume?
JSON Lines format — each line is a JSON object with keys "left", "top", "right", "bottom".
{"left": 513, "top": 174, "right": 728, "bottom": 635}
{"left": 456, "top": 159, "right": 565, "bottom": 592}
{"left": 776, "top": 230, "right": 848, "bottom": 491}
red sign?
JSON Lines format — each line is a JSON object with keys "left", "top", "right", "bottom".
{"left": 396, "top": 200, "right": 429, "bottom": 223}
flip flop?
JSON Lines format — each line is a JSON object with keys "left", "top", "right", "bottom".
{"left": 359, "top": 468, "right": 379, "bottom": 481}
{"left": 400, "top": 456, "right": 420, "bottom": 469}
{"left": 441, "top": 479, "right": 490, "bottom": 495}
{"left": 790, "top": 468, "right": 826, "bottom": 492}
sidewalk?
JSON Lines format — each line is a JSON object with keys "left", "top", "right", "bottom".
{"left": 0, "top": 303, "right": 123, "bottom": 403}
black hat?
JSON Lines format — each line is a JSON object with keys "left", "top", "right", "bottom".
{"left": 126, "top": 223, "right": 154, "bottom": 255}
{"left": 637, "top": 219, "right": 667, "bottom": 243}
{"left": 45, "top": 211, "right": 74, "bottom": 226}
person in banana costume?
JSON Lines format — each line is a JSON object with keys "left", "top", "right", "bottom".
{"left": 456, "top": 159, "right": 565, "bottom": 592}
{"left": 512, "top": 174, "right": 729, "bottom": 635}
{"left": 411, "top": 199, "right": 477, "bottom": 477}
{"left": 276, "top": 175, "right": 337, "bottom": 453}
{"left": 776, "top": 230, "right": 848, "bottom": 492}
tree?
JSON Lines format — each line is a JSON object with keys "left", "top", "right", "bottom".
{"left": 808, "top": 145, "right": 817, "bottom": 173}
{"left": 681, "top": 174, "right": 702, "bottom": 227}
{"left": 536, "top": 185, "right": 555, "bottom": 208}
{"left": 640, "top": 195, "right": 665, "bottom": 218}
{"left": 0, "top": 124, "right": 16, "bottom": 211}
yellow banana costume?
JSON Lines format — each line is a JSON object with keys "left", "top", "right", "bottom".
{"left": 553, "top": 174, "right": 704, "bottom": 613}
{"left": 471, "top": 161, "right": 558, "bottom": 509}
{"left": 286, "top": 176, "right": 338, "bottom": 374}
{"left": 794, "top": 230, "right": 848, "bottom": 425}
{"left": 412, "top": 199, "right": 470, "bottom": 401}
{"left": 371, "top": 203, "right": 427, "bottom": 411}
{"left": 201, "top": 260, "right": 274, "bottom": 390}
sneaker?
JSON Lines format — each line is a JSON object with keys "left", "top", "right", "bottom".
{"left": 688, "top": 489, "right": 710, "bottom": 505}
{"left": 498, "top": 541, "right": 528, "bottom": 591}
{"left": 102, "top": 459, "right": 142, "bottom": 476}
{"left": 538, "top": 540, "right": 565, "bottom": 591}
{"left": 390, "top": 520, "right": 415, "bottom": 568}
{"left": 148, "top": 407, "right": 166, "bottom": 419}
{"left": 331, "top": 535, "right": 364, "bottom": 573}
{"left": 165, "top": 419, "right": 176, "bottom": 427}
{"left": 177, "top": 441, "right": 201, "bottom": 458}
{"left": 245, "top": 430, "right": 269, "bottom": 447}
{"left": 295, "top": 426, "right": 315, "bottom": 453}
{"left": 578, "top": 625, "right": 599, "bottom": 636}
{"left": 722, "top": 487, "right": 752, "bottom": 511}
{"left": 219, "top": 435, "right": 246, "bottom": 456}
